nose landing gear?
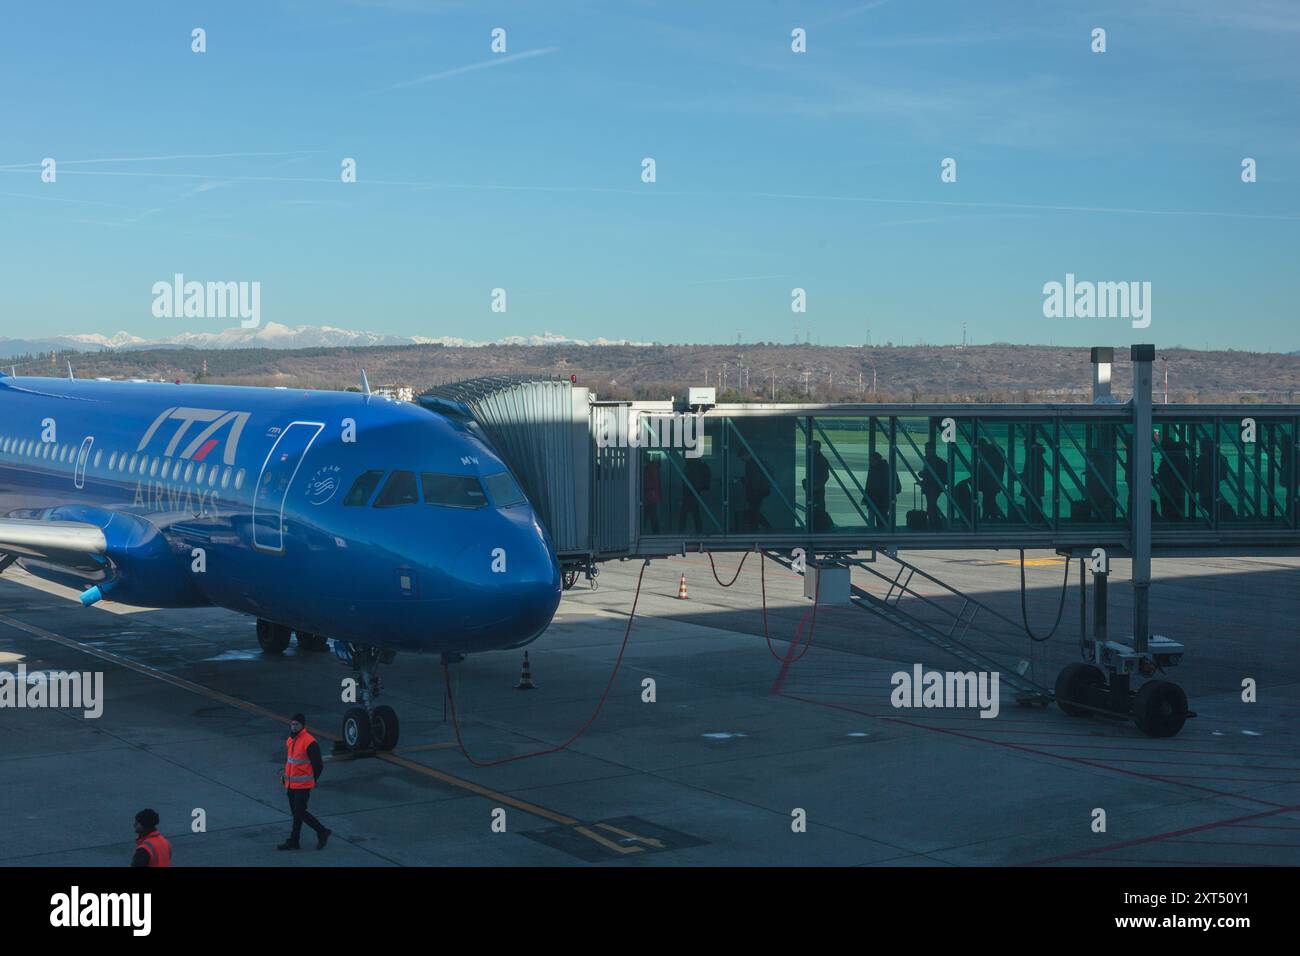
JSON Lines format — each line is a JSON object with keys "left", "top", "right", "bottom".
{"left": 338, "top": 644, "right": 400, "bottom": 753}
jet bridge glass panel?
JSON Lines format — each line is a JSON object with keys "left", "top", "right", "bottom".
{"left": 636, "top": 409, "right": 1298, "bottom": 547}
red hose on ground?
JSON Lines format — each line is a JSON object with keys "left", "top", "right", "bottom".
{"left": 444, "top": 559, "right": 649, "bottom": 767}
{"left": 756, "top": 549, "right": 820, "bottom": 662}
{"left": 706, "top": 548, "right": 821, "bottom": 662}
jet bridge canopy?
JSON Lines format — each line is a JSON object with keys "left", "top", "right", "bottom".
{"left": 420, "top": 377, "right": 599, "bottom": 561}
{"left": 421, "top": 375, "right": 1300, "bottom": 564}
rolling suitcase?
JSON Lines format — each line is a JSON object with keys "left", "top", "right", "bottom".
{"left": 906, "top": 486, "right": 928, "bottom": 530}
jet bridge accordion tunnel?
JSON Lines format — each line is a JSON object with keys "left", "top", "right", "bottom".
{"left": 422, "top": 349, "right": 1300, "bottom": 736}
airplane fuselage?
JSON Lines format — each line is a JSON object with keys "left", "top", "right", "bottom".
{"left": 0, "top": 376, "right": 562, "bottom": 655}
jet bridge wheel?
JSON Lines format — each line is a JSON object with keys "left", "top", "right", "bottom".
{"left": 1133, "top": 680, "right": 1188, "bottom": 738}
{"left": 342, "top": 707, "right": 373, "bottom": 752}
{"left": 370, "top": 705, "right": 400, "bottom": 751}
{"left": 256, "top": 619, "right": 291, "bottom": 655}
{"left": 562, "top": 569, "right": 579, "bottom": 590}
{"left": 1055, "top": 663, "right": 1105, "bottom": 718}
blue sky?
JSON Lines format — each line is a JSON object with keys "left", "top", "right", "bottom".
{"left": 1, "top": 0, "right": 1297, "bottom": 350}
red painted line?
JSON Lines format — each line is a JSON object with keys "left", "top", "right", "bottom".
{"left": 767, "top": 610, "right": 813, "bottom": 697}
{"left": 985, "top": 741, "right": 1298, "bottom": 758}
{"left": 1022, "top": 804, "right": 1300, "bottom": 866}
{"left": 1227, "top": 823, "right": 1300, "bottom": 831}
{"left": 1084, "top": 858, "right": 1285, "bottom": 867}
{"left": 783, "top": 692, "right": 1299, "bottom": 755}
{"left": 1171, "top": 839, "right": 1300, "bottom": 849}
{"left": 1098, "top": 757, "right": 1300, "bottom": 771}
{"left": 1154, "top": 775, "right": 1300, "bottom": 783}
{"left": 786, "top": 694, "right": 1289, "bottom": 809}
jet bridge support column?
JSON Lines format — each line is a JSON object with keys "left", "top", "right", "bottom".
{"left": 1054, "top": 344, "right": 1191, "bottom": 738}
{"left": 1130, "top": 343, "right": 1153, "bottom": 655}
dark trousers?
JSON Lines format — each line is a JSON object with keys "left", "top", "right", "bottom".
{"left": 678, "top": 496, "right": 702, "bottom": 533}
{"left": 287, "top": 788, "right": 325, "bottom": 843}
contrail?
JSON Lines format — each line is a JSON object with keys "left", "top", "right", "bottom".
{"left": 0, "top": 150, "right": 322, "bottom": 171}
{"left": 1, "top": 167, "right": 1294, "bottom": 223}
{"left": 688, "top": 275, "right": 793, "bottom": 284}
{"left": 375, "top": 47, "right": 559, "bottom": 93}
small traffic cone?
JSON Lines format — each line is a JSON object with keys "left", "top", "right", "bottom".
{"left": 677, "top": 573, "right": 689, "bottom": 600}
{"left": 515, "top": 651, "right": 536, "bottom": 690}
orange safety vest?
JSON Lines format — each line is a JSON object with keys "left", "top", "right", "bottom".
{"left": 136, "top": 831, "right": 172, "bottom": 867}
{"left": 284, "top": 730, "right": 317, "bottom": 790}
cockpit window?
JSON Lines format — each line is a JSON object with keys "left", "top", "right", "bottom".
{"left": 483, "top": 472, "right": 527, "bottom": 508}
{"left": 344, "top": 470, "right": 385, "bottom": 507}
{"left": 374, "top": 470, "right": 420, "bottom": 508}
{"left": 421, "top": 473, "right": 487, "bottom": 509}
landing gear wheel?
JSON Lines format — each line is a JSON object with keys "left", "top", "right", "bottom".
{"left": 296, "top": 632, "right": 329, "bottom": 652}
{"left": 370, "top": 705, "right": 400, "bottom": 751}
{"left": 1055, "top": 663, "right": 1105, "bottom": 717}
{"left": 256, "top": 619, "right": 291, "bottom": 655}
{"left": 1133, "top": 680, "right": 1188, "bottom": 738}
{"left": 562, "top": 569, "right": 579, "bottom": 591}
{"left": 342, "top": 707, "right": 372, "bottom": 752}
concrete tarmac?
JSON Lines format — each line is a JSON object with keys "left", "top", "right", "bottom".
{"left": 1, "top": 549, "right": 1297, "bottom": 866}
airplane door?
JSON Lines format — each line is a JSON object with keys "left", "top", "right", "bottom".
{"left": 252, "top": 421, "right": 324, "bottom": 552}
{"left": 74, "top": 437, "right": 93, "bottom": 490}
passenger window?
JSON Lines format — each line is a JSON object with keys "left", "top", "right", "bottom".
{"left": 344, "top": 470, "right": 385, "bottom": 507}
{"left": 483, "top": 472, "right": 527, "bottom": 508}
{"left": 421, "top": 473, "right": 487, "bottom": 509}
{"left": 374, "top": 470, "right": 420, "bottom": 508}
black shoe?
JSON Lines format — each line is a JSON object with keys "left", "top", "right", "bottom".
{"left": 317, "top": 829, "right": 332, "bottom": 850}
{"left": 277, "top": 840, "right": 300, "bottom": 851}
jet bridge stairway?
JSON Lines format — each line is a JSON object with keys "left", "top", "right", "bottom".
{"left": 846, "top": 551, "right": 1054, "bottom": 707}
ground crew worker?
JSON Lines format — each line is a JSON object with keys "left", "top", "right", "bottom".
{"left": 278, "top": 713, "right": 332, "bottom": 851}
{"left": 131, "top": 809, "right": 172, "bottom": 867}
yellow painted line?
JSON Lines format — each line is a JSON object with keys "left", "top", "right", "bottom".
{"left": 1, "top": 567, "right": 154, "bottom": 615}
{"left": 377, "top": 752, "right": 577, "bottom": 826}
{"left": 996, "top": 557, "right": 1065, "bottom": 567}
{"left": 574, "top": 826, "right": 643, "bottom": 855}
{"left": 395, "top": 742, "right": 459, "bottom": 753}
{"left": 0, "top": 613, "right": 582, "bottom": 829}
{"left": 596, "top": 822, "right": 665, "bottom": 849}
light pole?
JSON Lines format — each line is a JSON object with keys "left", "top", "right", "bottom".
{"left": 1160, "top": 356, "right": 1169, "bottom": 404}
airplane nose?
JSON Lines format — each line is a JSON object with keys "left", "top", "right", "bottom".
{"left": 451, "top": 513, "right": 561, "bottom": 644}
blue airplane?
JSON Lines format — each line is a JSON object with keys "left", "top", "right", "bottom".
{"left": 0, "top": 370, "right": 562, "bottom": 751}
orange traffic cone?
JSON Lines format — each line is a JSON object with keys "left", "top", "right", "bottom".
{"left": 515, "top": 651, "right": 536, "bottom": 690}
{"left": 677, "top": 573, "right": 689, "bottom": 600}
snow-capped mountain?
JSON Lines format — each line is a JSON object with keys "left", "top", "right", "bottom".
{"left": 0, "top": 323, "right": 652, "bottom": 356}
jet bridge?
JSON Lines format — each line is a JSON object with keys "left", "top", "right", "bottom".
{"left": 422, "top": 348, "right": 1299, "bottom": 736}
